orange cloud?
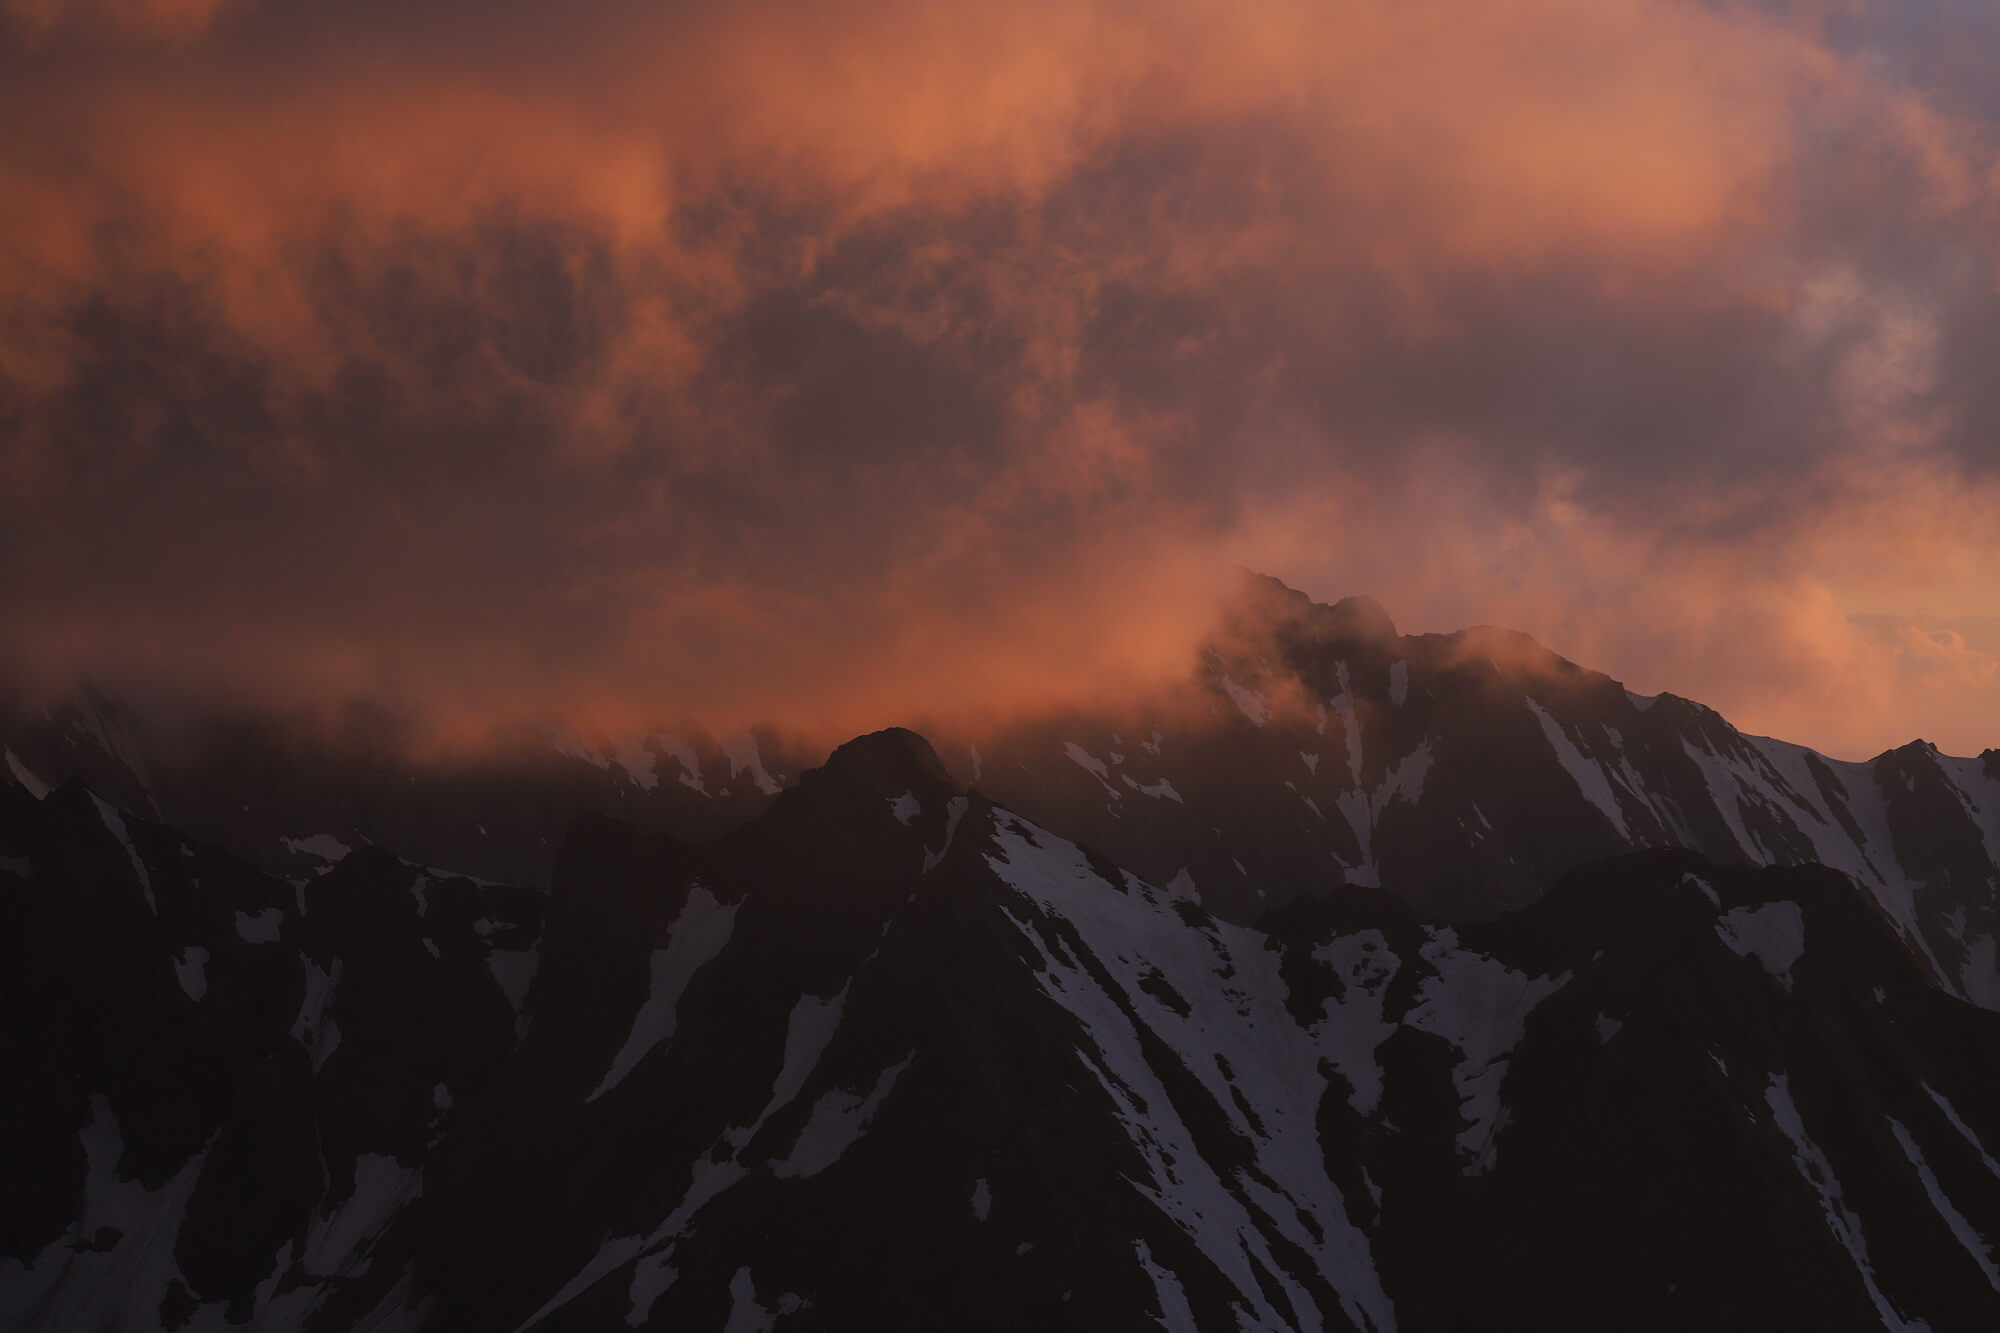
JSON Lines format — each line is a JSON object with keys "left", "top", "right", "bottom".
{"left": 2, "top": 0, "right": 238, "bottom": 41}
{"left": 2, "top": 0, "right": 1998, "bottom": 759}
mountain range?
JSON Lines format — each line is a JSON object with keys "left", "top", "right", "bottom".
{"left": 4, "top": 576, "right": 1998, "bottom": 1330}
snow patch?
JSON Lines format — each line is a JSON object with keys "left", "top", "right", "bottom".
{"left": 1062, "top": 742, "right": 1120, "bottom": 801}
{"left": 625, "top": 1252, "right": 676, "bottom": 1327}
{"left": 612, "top": 738, "right": 659, "bottom": 790}
{"left": 771, "top": 1052, "right": 913, "bottom": 1179}
{"left": 724, "top": 983, "right": 852, "bottom": 1155}
{"left": 236, "top": 908, "right": 283, "bottom": 944}
{"left": 660, "top": 737, "right": 705, "bottom": 794}
{"left": 985, "top": 819, "right": 1398, "bottom": 1333}
{"left": 723, "top": 1267, "right": 775, "bottom": 1333}
{"left": 1405, "top": 929, "right": 1569, "bottom": 1174}
{"left": 291, "top": 958, "right": 343, "bottom": 1072}
{"left": 971, "top": 1178, "right": 991, "bottom": 1222}
{"left": 487, "top": 948, "right": 540, "bottom": 1039}
{"left": 1221, "top": 675, "right": 1269, "bottom": 726}
{"left": 526, "top": 1235, "right": 647, "bottom": 1333}
{"left": 544, "top": 723, "right": 611, "bottom": 769}
{"left": 1332, "top": 664, "right": 1364, "bottom": 784}
{"left": 721, "top": 733, "right": 783, "bottom": 796}
{"left": 303, "top": 1154, "right": 423, "bottom": 1277}
{"left": 89, "top": 794, "right": 154, "bottom": 913}
{"left": 1715, "top": 901, "right": 1806, "bottom": 991}
{"left": 527, "top": 1155, "right": 751, "bottom": 1332}
{"left": 1766, "top": 1075, "right": 1927, "bottom": 1330}
{"left": 590, "top": 886, "right": 742, "bottom": 1101}
{"left": 1525, "top": 698, "right": 1629, "bottom": 838}
{"left": 1923, "top": 1083, "right": 2000, "bottom": 1180}
{"left": 924, "top": 796, "right": 970, "bottom": 872}
{"left": 1371, "top": 742, "right": 1433, "bottom": 818}
{"left": 1388, "top": 661, "right": 1409, "bottom": 707}
{"left": 283, "top": 833, "right": 353, "bottom": 866}
{"left": 1963, "top": 935, "right": 2000, "bottom": 1011}
{"left": 1889, "top": 1119, "right": 2000, "bottom": 1290}
{"left": 5, "top": 748, "right": 50, "bottom": 798}
{"left": 0, "top": 1096, "right": 207, "bottom": 1332}
{"left": 888, "top": 790, "right": 920, "bottom": 825}
{"left": 175, "top": 946, "right": 209, "bottom": 1002}
{"left": 1134, "top": 1238, "right": 1199, "bottom": 1333}
{"left": 548, "top": 728, "right": 608, "bottom": 768}
{"left": 1678, "top": 734, "right": 1803, "bottom": 865}
{"left": 1313, "top": 931, "right": 1398, "bottom": 1115}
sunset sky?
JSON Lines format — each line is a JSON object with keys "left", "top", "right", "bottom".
{"left": 4, "top": 0, "right": 1998, "bottom": 759}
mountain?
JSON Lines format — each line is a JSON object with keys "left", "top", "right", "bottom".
{"left": 0, "top": 693, "right": 806, "bottom": 888}
{"left": 20, "top": 576, "right": 1992, "bottom": 1009}
{"left": 952, "top": 576, "right": 2000, "bottom": 1010}
{"left": 5, "top": 730, "right": 1999, "bottom": 1330}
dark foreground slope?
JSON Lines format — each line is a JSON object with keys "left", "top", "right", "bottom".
{"left": 3, "top": 732, "right": 1998, "bottom": 1331}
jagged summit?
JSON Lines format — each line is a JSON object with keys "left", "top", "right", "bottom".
{"left": 1325, "top": 593, "right": 1399, "bottom": 643}
{"left": 815, "top": 726, "right": 960, "bottom": 797}
{"left": 1235, "top": 570, "right": 1400, "bottom": 644}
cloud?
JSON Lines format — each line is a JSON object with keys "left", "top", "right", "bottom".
{"left": 2, "top": 0, "right": 238, "bottom": 41}
{"left": 2, "top": 0, "right": 1998, "bottom": 757}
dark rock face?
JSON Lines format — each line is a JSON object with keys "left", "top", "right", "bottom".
{"left": 0, "top": 777, "right": 543, "bottom": 1329}
{"left": 946, "top": 575, "right": 2000, "bottom": 1008}
{"left": 5, "top": 735, "right": 1998, "bottom": 1331}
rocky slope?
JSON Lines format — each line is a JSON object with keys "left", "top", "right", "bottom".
{"left": 5, "top": 730, "right": 1997, "bottom": 1330}
{"left": 957, "top": 576, "right": 2000, "bottom": 1009}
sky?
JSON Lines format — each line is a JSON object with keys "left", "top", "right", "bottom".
{"left": 3, "top": 0, "right": 1999, "bottom": 760}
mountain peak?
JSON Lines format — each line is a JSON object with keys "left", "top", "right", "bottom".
{"left": 1236, "top": 571, "right": 1399, "bottom": 643}
{"left": 817, "top": 726, "right": 960, "bottom": 797}
{"left": 1327, "top": 593, "right": 1398, "bottom": 642}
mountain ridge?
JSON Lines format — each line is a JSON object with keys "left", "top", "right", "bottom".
{"left": 6, "top": 575, "right": 1999, "bottom": 1012}
{"left": 6, "top": 729, "right": 1999, "bottom": 1329}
